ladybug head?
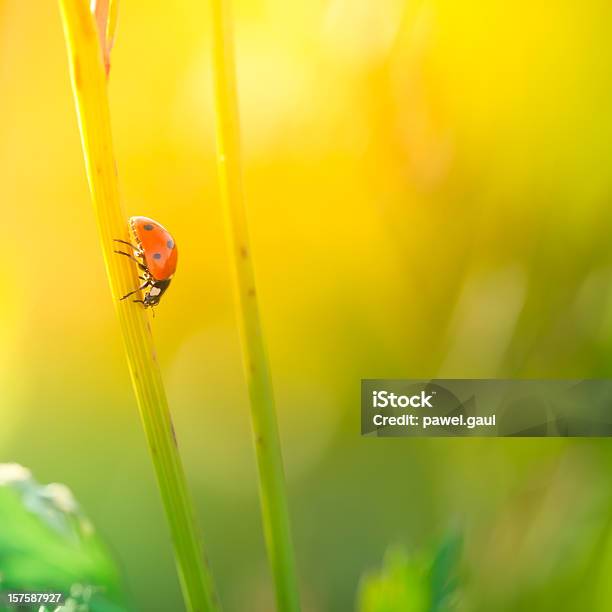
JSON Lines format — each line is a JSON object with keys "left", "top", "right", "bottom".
{"left": 143, "top": 279, "right": 171, "bottom": 308}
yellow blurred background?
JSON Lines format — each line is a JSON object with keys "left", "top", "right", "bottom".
{"left": 2, "top": 0, "right": 612, "bottom": 610}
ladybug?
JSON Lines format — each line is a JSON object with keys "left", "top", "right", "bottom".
{"left": 114, "top": 216, "right": 178, "bottom": 308}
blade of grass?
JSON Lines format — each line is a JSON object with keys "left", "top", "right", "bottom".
{"left": 57, "top": 2, "right": 220, "bottom": 610}
{"left": 208, "top": 1, "right": 301, "bottom": 610}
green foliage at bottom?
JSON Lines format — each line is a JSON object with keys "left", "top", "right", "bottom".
{"left": 0, "top": 464, "right": 129, "bottom": 612}
{"left": 358, "top": 533, "right": 462, "bottom": 612}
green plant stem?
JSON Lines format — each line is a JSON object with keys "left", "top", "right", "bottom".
{"left": 58, "top": 2, "right": 219, "bottom": 610}
{"left": 208, "top": 1, "right": 301, "bottom": 610}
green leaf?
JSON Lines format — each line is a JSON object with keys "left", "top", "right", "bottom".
{"left": 358, "top": 548, "right": 429, "bottom": 612}
{"left": 0, "top": 464, "right": 130, "bottom": 611}
{"left": 357, "top": 534, "right": 462, "bottom": 612}
{"left": 429, "top": 532, "right": 462, "bottom": 612}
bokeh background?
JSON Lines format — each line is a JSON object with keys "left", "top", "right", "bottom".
{"left": 2, "top": 0, "right": 612, "bottom": 610}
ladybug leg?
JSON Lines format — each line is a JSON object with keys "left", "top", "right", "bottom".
{"left": 114, "top": 238, "right": 142, "bottom": 252}
{"left": 133, "top": 300, "right": 156, "bottom": 317}
{"left": 114, "top": 249, "right": 141, "bottom": 263}
{"left": 114, "top": 249, "right": 148, "bottom": 272}
{"left": 120, "top": 280, "right": 150, "bottom": 301}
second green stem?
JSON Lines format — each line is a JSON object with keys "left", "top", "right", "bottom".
{"left": 208, "top": 0, "right": 301, "bottom": 610}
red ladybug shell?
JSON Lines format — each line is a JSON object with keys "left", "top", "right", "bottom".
{"left": 129, "top": 216, "right": 178, "bottom": 281}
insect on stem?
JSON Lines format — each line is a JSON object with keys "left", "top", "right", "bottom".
{"left": 58, "top": 1, "right": 220, "bottom": 610}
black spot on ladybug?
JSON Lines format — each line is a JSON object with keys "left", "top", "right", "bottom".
{"left": 167, "top": 240, "right": 174, "bottom": 249}
{"left": 144, "top": 224, "right": 154, "bottom": 231}
{"left": 153, "top": 253, "right": 162, "bottom": 260}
